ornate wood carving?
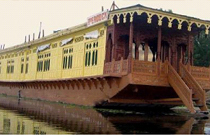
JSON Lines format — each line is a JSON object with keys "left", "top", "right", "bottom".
{"left": 131, "top": 73, "right": 169, "bottom": 86}
{"left": 104, "top": 59, "right": 128, "bottom": 75}
{"left": 132, "top": 60, "right": 157, "bottom": 75}
{"left": 191, "top": 66, "right": 210, "bottom": 79}
{"left": 167, "top": 62, "right": 195, "bottom": 113}
{"left": 179, "top": 62, "right": 208, "bottom": 111}
{"left": 110, "top": 7, "right": 210, "bottom": 34}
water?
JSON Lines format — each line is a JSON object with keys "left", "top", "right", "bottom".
{"left": 0, "top": 96, "right": 209, "bottom": 134}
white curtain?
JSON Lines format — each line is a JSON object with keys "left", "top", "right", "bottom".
{"left": 84, "top": 30, "right": 99, "bottom": 39}
{"left": 138, "top": 44, "right": 144, "bottom": 60}
{"left": 132, "top": 43, "right": 136, "bottom": 59}
{"left": 61, "top": 38, "right": 73, "bottom": 46}
{"left": 148, "top": 46, "right": 153, "bottom": 62}
{"left": 36, "top": 44, "right": 50, "bottom": 53}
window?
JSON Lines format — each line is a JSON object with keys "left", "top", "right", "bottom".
{"left": 25, "top": 63, "right": 28, "bottom": 74}
{"left": 37, "top": 53, "right": 51, "bottom": 72}
{"left": 68, "top": 55, "right": 72, "bottom": 69}
{"left": 95, "top": 50, "right": 98, "bottom": 65}
{"left": 85, "top": 52, "right": 88, "bottom": 66}
{"left": 7, "top": 66, "right": 10, "bottom": 73}
{"left": 37, "top": 61, "right": 43, "bottom": 72}
{"left": 88, "top": 51, "right": 91, "bottom": 66}
{"left": 3, "top": 119, "right": 10, "bottom": 133}
{"left": 21, "top": 64, "right": 24, "bottom": 73}
{"left": 43, "top": 60, "right": 50, "bottom": 71}
{"left": 63, "top": 56, "right": 68, "bottom": 69}
{"left": 7, "top": 59, "right": 14, "bottom": 74}
{"left": 92, "top": 51, "right": 95, "bottom": 65}
{"left": 11, "top": 65, "right": 14, "bottom": 73}
{"left": 63, "top": 48, "right": 73, "bottom": 70}
{"left": 85, "top": 42, "right": 99, "bottom": 67}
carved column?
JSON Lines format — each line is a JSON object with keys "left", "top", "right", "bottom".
{"left": 157, "top": 26, "right": 162, "bottom": 61}
{"left": 129, "top": 22, "right": 134, "bottom": 58}
{"left": 157, "top": 26, "right": 162, "bottom": 75}
{"left": 187, "top": 33, "right": 193, "bottom": 68}
{"left": 172, "top": 37, "right": 177, "bottom": 70}
{"left": 191, "top": 36, "right": 194, "bottom": 65}
{"left": 128, "top": 21, "right": 134, "bottom": 73}
{"left": 112, "top": 22, "right": 116, "bottom": 60}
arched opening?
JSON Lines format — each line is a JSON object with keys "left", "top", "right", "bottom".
{"left": 138, "top": 42, "right": 145, "bottom": 61}
{"left": 148, "top": 38, "right": 158, "bottom": 62}
{"left": 161, "top": 41, "right": 170, "bottom": 63}
{"left": 177, "top": 43, "right": 187, "bottom": 70}
{"left": 116, "top": 35, "right": 129, "bottom": 59}
{"left": 106, "top": 33, "right": 113, "bottom": 62}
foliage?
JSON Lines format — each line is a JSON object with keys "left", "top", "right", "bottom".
{"left": 193, "top": 32, "right": 210, "bottom": 67}
{"left": 159, "top": 8, "right": 173, "bottom": 13}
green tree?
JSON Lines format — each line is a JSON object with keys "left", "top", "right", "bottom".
{"left": 193, "top": 32, "right": 210, "bottom": 67}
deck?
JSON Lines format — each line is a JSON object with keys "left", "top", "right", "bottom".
{"left": 104, "top": 58, "right": 210, "bottom": 90}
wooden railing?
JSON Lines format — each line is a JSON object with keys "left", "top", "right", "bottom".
{"left": 179, "top": 63, "right": 208, "bottom": 111}
{"left": 167, "top": 62, "right": 195, "bottom": 113}
{"left": 104, "top": 58, "right": 128, "bottom": 75}
{"left": 132, "top": 60, "right": 157, "bottom": 75}
{"left": 190, "top": 66, "right": 210, "bottom": 80}
{"left": 104, "top": 58, "right": 168, "bottom": 76}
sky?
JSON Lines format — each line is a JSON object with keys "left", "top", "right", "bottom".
{"left": 0, "top": 0, "right": 210, "bottom": 48}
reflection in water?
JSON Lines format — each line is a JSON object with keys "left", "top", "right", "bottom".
{"left": 0, "top": 96, "right": 209, "bottom": 134}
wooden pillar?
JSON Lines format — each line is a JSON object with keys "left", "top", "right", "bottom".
{"left": 188, "top": 33, "right": 194, "bottom": 65}
{"left": 136, "top": 32, "right": 141, "bottom": 60}
{"left": 111, "top": 22, "right": 117, "bottom": 60}
{"left": 129, "top": 22, "right": 134, "bottom": 58}
{"left": 188, "top": 34, "right": 191, "bottom": 64}
{"left": 172, "top": 37, "right": 177, "bottom": 70}
{"left": 191, "top": 36, "right": 194, "bottom": 65}
{"left": 128, "top": 22, "right": 134, "bottom": 73}
{"left": 187, "top": 33, "right": 192, "bottom": 71}
{"left": 157, "top": 26, "right": 162, "bottom": 75}
{"left": 157, "top": 26, "right": 162, "bottom": 61}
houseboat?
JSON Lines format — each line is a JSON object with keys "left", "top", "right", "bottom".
{"left": 0, "top": 3, "right": 210, "bottom": 113}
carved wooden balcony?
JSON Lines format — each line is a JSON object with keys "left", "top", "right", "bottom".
{"left": 104, "top": 58, "right": 210, "bottom": 90}
{"left": 104, "top": 58, "right": 129, "bottom": 76}
{"left": 186, "top": 65, "right": 210, "bottom": 90}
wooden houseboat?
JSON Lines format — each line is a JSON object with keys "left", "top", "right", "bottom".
{"left": 0, "top": 3, "right": 210, "bottom": 113}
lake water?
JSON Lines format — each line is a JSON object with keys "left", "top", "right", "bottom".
{"left": 0, "top": 96, "right": 209, "bottom": 134}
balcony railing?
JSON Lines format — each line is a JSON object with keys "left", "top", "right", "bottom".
{"left": 104, "top": 58, "right": 129, "bottom": 76}
{"left": 190, "top": 66, "right": 210, "bottom": 80}
{"left": 104, "top": 58, "right": 210, "bottom": 79}
{"left": 104, "top": 58, "right": 168, "bottom": 76}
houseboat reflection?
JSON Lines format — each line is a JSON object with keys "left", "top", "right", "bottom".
{"left": 0, "top": 97, "right": 209, "bottom": 134}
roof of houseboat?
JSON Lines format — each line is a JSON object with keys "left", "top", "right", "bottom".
{"left": 1, "top": 3, "right": 210, "bottom": 54}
